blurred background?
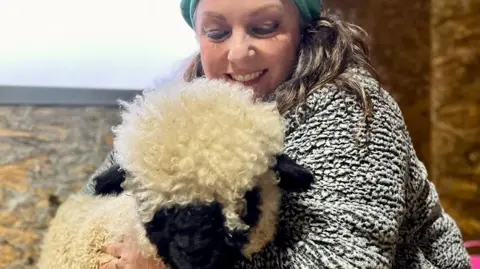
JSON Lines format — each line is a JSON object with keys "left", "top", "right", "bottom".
{"left": 0, "top": 0, "right": 478, "bottom": 267}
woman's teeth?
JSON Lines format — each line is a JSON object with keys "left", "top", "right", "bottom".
{"left": 231, "top": 71, "right": 263, "bottom": 82}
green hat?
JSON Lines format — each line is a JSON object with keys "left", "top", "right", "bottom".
{"left": 180, "top": 0, "right": 322, "bottom": 29}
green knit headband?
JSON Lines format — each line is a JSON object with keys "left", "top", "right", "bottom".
{"left": 180, "top": 0, "right": 322, "bottom": 29}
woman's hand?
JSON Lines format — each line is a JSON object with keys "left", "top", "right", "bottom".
{"left": 100, "top": 235, "right": 165, "bottom": 269}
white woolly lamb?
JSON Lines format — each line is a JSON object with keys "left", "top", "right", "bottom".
{"left": 37, "top": 78, "right": 314, "bottom": 269}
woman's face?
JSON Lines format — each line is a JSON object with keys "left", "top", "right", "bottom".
{"left": 194, "top": 0, "right": 302, "bottom": 98}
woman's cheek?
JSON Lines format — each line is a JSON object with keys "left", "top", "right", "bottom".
{"left": 199, "top": 41, "right": 225, "bottom": 78}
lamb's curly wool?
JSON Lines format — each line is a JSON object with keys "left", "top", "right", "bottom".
{"left": 113, "top": 78, "right": 285, "bottom": 234}
{"left": 37, "top": 193, "right": 158, "bottom": 269}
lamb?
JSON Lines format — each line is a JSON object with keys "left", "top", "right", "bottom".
{"left": 37, "top": 78, "right": 314, "bottom": 269}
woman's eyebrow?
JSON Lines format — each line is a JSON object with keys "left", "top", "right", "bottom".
{"left": 201, "top": 11, "right": 227, "bottom": 22}
{"left": 249, "top": 4, "right": 283, "bottom": 18}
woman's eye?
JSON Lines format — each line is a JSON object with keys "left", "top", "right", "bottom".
{"left": 251, "top": 23, "right": 279, "bottom": 36}
{"left": 205, "top": 29, "right": 230, "bottom": 41}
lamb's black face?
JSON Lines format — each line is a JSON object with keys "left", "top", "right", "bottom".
{"left": 144, "top": 188, "right": 262, "bottom": 269}
{"left": 145, "top": 204, "right": 242, "bottom": 269}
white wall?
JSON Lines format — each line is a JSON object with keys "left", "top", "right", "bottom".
{"left": 0, "top": 0, "right": 198, "bottom": 90}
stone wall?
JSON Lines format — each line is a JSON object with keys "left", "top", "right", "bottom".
{"left": 0, "top": 106, "right": 119, "bottom": 268}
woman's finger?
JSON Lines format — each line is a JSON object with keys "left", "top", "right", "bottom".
{"left": 102, "top": 242, "right": 124, "bottom": 258}
{"left": 99, "top": 259, "right": 122, "bottom": 269}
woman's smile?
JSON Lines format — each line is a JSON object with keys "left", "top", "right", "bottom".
{"left": 227, "top": 69, "right": 268, "bottom": 88}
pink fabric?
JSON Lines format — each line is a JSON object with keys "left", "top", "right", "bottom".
{"left": 465, "top": 241, "right": 480, "bottom": 269}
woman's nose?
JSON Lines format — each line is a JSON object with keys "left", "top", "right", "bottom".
{"left": 227, "top": 34, "right": 252, "bottom": 64}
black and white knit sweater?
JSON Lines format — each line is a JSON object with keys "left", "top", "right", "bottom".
{"left": 81, "top": 67, "right": 471, "bottom": 268}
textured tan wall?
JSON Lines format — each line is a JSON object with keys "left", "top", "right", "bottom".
{"left": 324, "top": 0, "right": 432, "bottom": 171}
{"left": 0, "top": 106, "right": 118, "bottom": 268}
{"left": 431, "top": 0, "right": 480, "bottom": 240}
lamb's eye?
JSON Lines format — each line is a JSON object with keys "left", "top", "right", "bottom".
{"left": 240, "top": 200, "right": 248, "bottom": 217}
{"left": 241, "top": 188, "right": 261, "bottom": 226}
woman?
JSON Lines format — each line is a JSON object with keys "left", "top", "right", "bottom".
{"left": 89, "top": 0, "right": 471, "bottom": 268}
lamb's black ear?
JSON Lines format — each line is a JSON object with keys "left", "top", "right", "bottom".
{"left": 145, "top": 203, "right": 244, "bottom": 269}
{"left": 274, "top": 154, "right": 314, "bottom": 192}
{"left": 93, "top": 164, "right": 126, "bottom": 196}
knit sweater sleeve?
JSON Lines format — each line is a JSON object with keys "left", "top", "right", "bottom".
{"left": 393, "top": 118, "right": 471, "bottom": 267}
{"left": 236, "top": 70, "right": 470, "bottom": 268}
